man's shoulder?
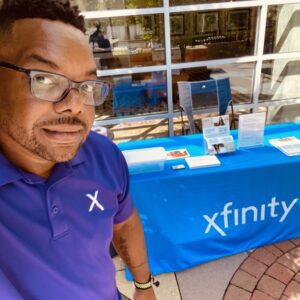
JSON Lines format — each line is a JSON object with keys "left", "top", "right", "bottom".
{"left": 81, "top": 131, "right": 121, "bottom": 161}
{"left": 85, "top": 131, "right": 117, "bottom": 151}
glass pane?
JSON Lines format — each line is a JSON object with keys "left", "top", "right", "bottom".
{"left": 172, "top": 63, "right": 254, "bottom": 111}
{"left": 264, "top": 4, "right": 300, "bottom": 54}
{"left": 171, "top": 0, "right": 254, "bottom": 5}
{"left": 174, "top": 108, "right": 253, "bottom": 136}
{"left": 110, "top": 119, "right": 169, "bottom": 143}
{"left": 86, "top": 15, "right": 165, "bottom": 70}
{"left": 260, "top": 59, "right": 300, "bottom": 102}
{"left": 266, "top": 104, "right": 300, "bottom": 124}
{"left": 72, "top": 0, "right": 162, "bottom": 10}
{"left": 95, "top": 72, "right": 167, "bottom": 119}
{"left": 170, "top": 8, "right": 257, "bottom": 62}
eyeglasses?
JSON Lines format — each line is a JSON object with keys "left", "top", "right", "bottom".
{"left": 0, "top": 61, "right": 110, "bottom": 106}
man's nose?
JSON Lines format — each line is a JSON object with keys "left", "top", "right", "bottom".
{"left": 53, "top": 88, "right": 84, "bottom": 114}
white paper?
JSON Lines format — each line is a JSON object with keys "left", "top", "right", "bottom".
{"left": 178, "top": 82, "right": 192, "bottom": 107}
{"left": 238, "top": 112, "right": 266, "bottom": 148}
{"left": 269, "top": 136, "right": 300, "bottom": 156}
{"left": 201, "top": 115, "right": 235, "bottom": 155}
{"left": 205, "top": 135, "right": 235, "bottom": 155}
{"left": 185, "top": 155, "right": 221, "bottom": 169}
{"left": 202, "top": 115, "right": 230, "bottom": 138}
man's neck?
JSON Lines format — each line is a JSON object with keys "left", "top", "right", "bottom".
{"left": 0, "top": 134, "right": 55, "bottom": 179}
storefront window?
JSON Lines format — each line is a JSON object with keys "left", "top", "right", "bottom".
{"left": 172, "top": 62, "right": 254, "bottom": 111}
{"left": 170, "top": 0, "right": 254, "bottom": 6}
{"left": 170, "top": 8, "right": 257, "bottom": 62}
{"left": 260, "top": 59, "right": 300, "bottom": 101}
{"left": 72, "top": 0, "right": 162, "bottom": 10}
{"left": 264, "top": 4, "right": 300, "bottom": 54}
{"left": 85, "top": 15, "right": 165, "bottom": 70}
{"left": 266, "top": 104, "right": 300, "bottom": 124}
{"left": 110, "top": 118, "right": 169, "bottom": 143}
{"left": 95, "top": 71, "right": 168, "bottom": 120}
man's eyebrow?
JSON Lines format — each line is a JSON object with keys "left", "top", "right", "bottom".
{"left": 25, "top": 54, "right": 59, "bottom": 69}
{"left": 26, "top": 53, "right": 97, "bottom": 78}
{"left": 86, "top": 69, "right": 97, "bottom": 77}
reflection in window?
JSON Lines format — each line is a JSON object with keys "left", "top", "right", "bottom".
{"left": 260, "top": 59, "right": 300, "bottom": 102}
{"left": 85, "top": 15, "right": 165, "bottom": 70}
{"left": 170, "top": 0, "right": 254, "bottom": 6}
{"left": 111, "top": 119, "right": 169, "bottom": 143}
{"left": 264, "top": 4, "right": 300, "bottom": 54}
{"left": 170, "top": 8, "right": 257, "bottom": 62}
{"left": 72, "top": 0, "right": 162, "bottom": 10}
{"left": 95, "top": 72, "right": 168, "bottom": 119}
{"left": 266, "top": 104, "right": 300, "bottom": 124}
{"left": 172, "top": 63, "right": 254, "bottom": 111}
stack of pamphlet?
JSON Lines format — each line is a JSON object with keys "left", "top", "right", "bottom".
{"left": 269, "top": 136, "right": 300, "bottom": 156}
{"left": 202, "top": 115, "right": 235, "bottom": 155}
{"left": 166, "top": 149, "right": 190, "bottom": 160}
{"left": 185, "top": 155, "right": 221, "bottom": 169}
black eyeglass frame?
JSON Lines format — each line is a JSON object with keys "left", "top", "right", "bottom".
{"left": 0, "top": 61, "right": 110, "bottom": 106}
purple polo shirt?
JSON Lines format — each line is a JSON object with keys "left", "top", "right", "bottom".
{"left": 0, "top": 132, "right": 134, "bottom": 299}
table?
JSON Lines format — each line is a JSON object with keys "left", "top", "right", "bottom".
{"left": 118, "top": 123, "right": 300, "bottom": 276}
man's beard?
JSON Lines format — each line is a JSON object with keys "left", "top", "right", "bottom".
{"left": 0, "top": 116, "right": 88, "bottom": 162}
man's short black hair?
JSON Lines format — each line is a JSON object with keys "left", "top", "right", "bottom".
{"left": 0, "top": 0, "right": 85, "bottom": 33}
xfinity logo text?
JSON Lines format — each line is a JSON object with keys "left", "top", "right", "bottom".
{"left": 203, "top": 197, "right": 299, "bottom": 237}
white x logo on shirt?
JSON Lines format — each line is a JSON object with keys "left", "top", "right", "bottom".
{"left": 86, "top": 190, "right": 104, "bottom": 212}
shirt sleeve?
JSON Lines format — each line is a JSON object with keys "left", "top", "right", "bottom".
{"left": 114, "top": 152, "right": 135, "bottom": 224}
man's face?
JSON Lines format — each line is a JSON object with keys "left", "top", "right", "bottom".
{"left": 0, "top": 19, "right": 97, "bottom": 163}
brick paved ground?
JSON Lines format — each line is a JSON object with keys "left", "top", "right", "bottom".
{"left": 223, "top": 239, "right": 300, "bottom": 300}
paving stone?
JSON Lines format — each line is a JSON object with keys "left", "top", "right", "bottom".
{"left": 291, "top": 239, "right": 300, "bottom": 246}
{"left": 251, "top": 290, "right": 276, "bottom": 300}
{"left": 177, "top": 252, "right": 248, "bottom": 300}
{"left": 257, "top": 275, "right": 285, "bottom": 299}
{"left": 223, "top": 285, "right": 251, "bottom": 300}
{"left": 294, "top": 272, "right": 300, "bottom": 283}
{"left": 290, "top": 247, "right": 300, "bottom": 258}
{"left": 230, "top": 269, "right": 258, "bottom": 292}
{"left": 251, "top": 248, "right": 277, "bottom": 266}
{"left": 278, "top": 253, "right": 300, "bottom": 273}
{"left": 275, "top": 241, "right": 296, "bottom": 253}
{"left": 240, "top": 257, "right": 268, "bottom": 279}
{"left": 264, "top": 245, "right": 284, "bottom": 258}
{"left": 266, "top": 262, "right": 295, "bottom": 284}
{"left": 284, "top": 280, "right": 300, "bottom": 298}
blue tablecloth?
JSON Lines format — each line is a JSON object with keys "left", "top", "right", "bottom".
{"left": 118, "top": 123, "right": 300, "bottom": 276}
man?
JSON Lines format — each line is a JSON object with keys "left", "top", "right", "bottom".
{"left": 0, "top": 1, "right": 156, "bottom": 299}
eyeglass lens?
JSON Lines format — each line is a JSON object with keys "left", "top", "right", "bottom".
{"left": 31, "top": 71, "right": 109, "bottom": 106}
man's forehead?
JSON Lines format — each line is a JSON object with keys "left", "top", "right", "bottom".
{"left": 9, "top": 18, "right": 86, "bottom": 51}
{"left": 0, "top": 18, "right": 96, "bottom": 76}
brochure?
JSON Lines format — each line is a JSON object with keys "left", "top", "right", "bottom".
{"left": 166, "top": 148, "right": 190, "bottom": 160}
{"left": 185, "top": 155, "right": 221, "bottom": 169}
{"left": 269, "top": 136, "right": 300, "bottom": 156}
{"left": 202, "top": 115, "right": 230, "bottom": 138}
{"left": 201, "top": 115, "right": 235, "bottom": 155}
{"left": 238, "top": 112, "right": 266, "bottom": 148}
{"left": 205, "top": 135, "right": 235, "bottom": 155}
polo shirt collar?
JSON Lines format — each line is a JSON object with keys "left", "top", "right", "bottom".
{"left": 0, "top": 145, "right": 86, "bottom": 187}
{"left": 69, "top": 144, "right": 86, "bottom": 167}
{"left": 0, "top": 151, "right": 23, "bottom": 186}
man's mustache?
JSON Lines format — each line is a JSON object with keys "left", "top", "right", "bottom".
{"left": 38, "top": 117, "right": 88, "bottom": 130}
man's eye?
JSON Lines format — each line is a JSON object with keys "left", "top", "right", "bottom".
{"left": 34, "top": 75, "right": 55, "bottom": 85}
{"left": 81, "top": 83, "right": 94, "bottom": 93}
